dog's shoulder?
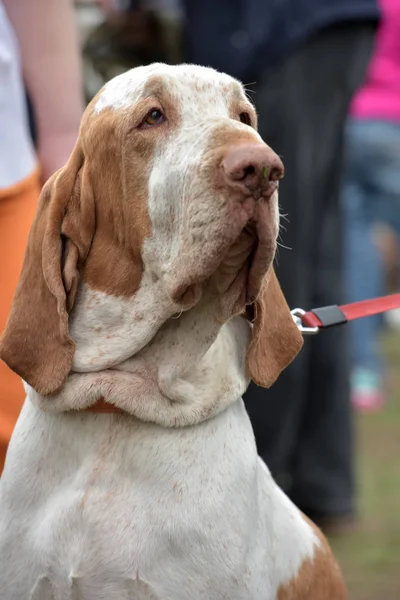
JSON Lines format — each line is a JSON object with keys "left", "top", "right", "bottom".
{"left": 277, "top": 514, "right": 347, "bottom": 600}
{"left": 257, "top": 462, "right": 347, "bottom": 600}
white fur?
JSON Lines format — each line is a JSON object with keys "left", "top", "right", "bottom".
{"left": 70, "top": 275, "right": 180, "bottom": 372}
{"left": 0, "top": 64, "right": 317, "bottom": 599}
{"left": 94, "top": 63, "right": 237, "bottom": 114}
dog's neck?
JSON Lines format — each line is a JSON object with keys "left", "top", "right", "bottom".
{"left": 27, "top": 278, "right": 251, "bottom": 427}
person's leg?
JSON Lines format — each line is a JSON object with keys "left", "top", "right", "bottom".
{"left": 366, "top": 122, "right": 400, "bottom": 241}
{"left": 0, "top": 170, "right": 39, "bottom": 472}
{"left": 365, "top": 120, "right": 400, "bottom": 363}
{"left": 342, "top": 119, "right": 385, "bottom": 411}
{"left": 244, "top": 21, "right": 376, "bottom": 523}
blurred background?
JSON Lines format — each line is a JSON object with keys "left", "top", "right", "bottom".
{"left": 1, "top": 1, "right": 400, "bottom": 598}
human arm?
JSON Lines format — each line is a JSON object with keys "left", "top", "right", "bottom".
{"left": 3, "top": 0, "right": 85, "bottom": 181}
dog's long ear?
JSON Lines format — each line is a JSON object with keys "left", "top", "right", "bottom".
{"left": 246, "top": 269, "right": 303, "bottom": 387}
{"left": 0, "top": 143, "right": 95, "bottom": 396}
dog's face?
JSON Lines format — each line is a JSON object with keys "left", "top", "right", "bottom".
{"left": 0, "top": 64, "right": 302, "bottom": 397}
{"left": 89, "top": 64, "right": 282, "bottom": 312}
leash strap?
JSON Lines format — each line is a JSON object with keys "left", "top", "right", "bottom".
{"left": 291, "top": 293, "right": 400, "bottom": 335}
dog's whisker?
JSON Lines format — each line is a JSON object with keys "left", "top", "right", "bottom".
{"left": 279, "top": 212, "right": 290, "bottom": 223}
{"left": 277, "top": 241, "right": 292, "bottom": 251}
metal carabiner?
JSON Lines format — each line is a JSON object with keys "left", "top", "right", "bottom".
{"left": 291, "top": 308, "right": 319, "bottom": 335}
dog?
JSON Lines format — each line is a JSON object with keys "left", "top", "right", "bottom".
{"left": 0, "top": 63, "right": 346, "bottom": 599}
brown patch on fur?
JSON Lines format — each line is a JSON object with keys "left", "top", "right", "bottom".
{"left": 81, "top": 106, "right": 152, "bottom": 296}
{"left": 246, "top": 270, "right": 303, "bottom": 388}
{"left": 83, "top": 78, "right": 181, "bottom": 296}
{"left": 209, "top": 125, "right": 260, "bottom": 152}
{"left": 277, "top": 515, "right": 347, "bottom": 600}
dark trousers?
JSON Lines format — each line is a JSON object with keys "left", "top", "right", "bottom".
{"left": 244, "top": 22, "right": 376, "bottom": 517}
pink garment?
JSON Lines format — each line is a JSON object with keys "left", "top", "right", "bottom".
{"left": 350, "top": 0, "right": 400, "bottom": 122}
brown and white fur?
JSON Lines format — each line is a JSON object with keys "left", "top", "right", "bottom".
{"left": 0, "top": 63, "right": 346, "bottom": 599}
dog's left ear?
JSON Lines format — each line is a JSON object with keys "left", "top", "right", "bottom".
{"left": 246, "top": 269, "right": 303, "bottom": 387}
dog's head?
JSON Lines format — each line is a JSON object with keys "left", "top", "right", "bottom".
{"left": 0, "top": 64, "right": 302, "bottom": 397}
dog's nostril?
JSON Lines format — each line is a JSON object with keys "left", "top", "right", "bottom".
{"left": 242, "top": 165, "right": 256, "bottom": 179}
{"left": 270, "top": 165, "right": 284, "bottom": 181}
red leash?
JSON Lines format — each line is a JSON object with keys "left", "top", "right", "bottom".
{"left": 291, "top": 293, "right": 400, "bottom": 335}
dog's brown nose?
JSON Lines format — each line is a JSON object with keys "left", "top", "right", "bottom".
{"left": 221, "top": 144, "right": 284, "bottom": 198}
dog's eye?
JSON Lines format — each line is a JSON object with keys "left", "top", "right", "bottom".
{"left": 143, "top": 109, "right": 165, "bottom": 127}
{"left": 239, "top": 112, "right": 252, "bottom": 126}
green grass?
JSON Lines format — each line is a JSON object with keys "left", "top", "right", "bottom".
{"left": 329, "top": 331, "right": 400, "bottom": 600}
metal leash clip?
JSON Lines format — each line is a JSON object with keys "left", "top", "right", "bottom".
{"left": 290, "top": 308, "right": 319, "bottom": 335}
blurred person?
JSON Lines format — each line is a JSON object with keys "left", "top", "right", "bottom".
{"left": 182, "top": 0, "right": 379, "bottom": 533}
{"left": 341, "top": 0, "right": 400, "bottom": 412}
{"left": 0, "top": 0, "right": 84, "bottom": 470}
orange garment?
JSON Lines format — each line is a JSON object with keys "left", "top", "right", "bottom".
{"left": 0, "top": 169, "right": 40, "bottom": 471}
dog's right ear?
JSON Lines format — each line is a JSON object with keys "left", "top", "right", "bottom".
{"left": 0, "top": 143, "right": 95, "bottom": 396}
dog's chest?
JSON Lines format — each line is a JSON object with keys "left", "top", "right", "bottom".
{"left": 0, "top": 401, "right": 317, "bottom": 600}
{"left": 0, "top": 401, "right": 267, "bottom": 599}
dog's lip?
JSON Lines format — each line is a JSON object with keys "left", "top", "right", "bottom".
{"left": 245, "top": 205, "right": 275, "bottom": 304}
